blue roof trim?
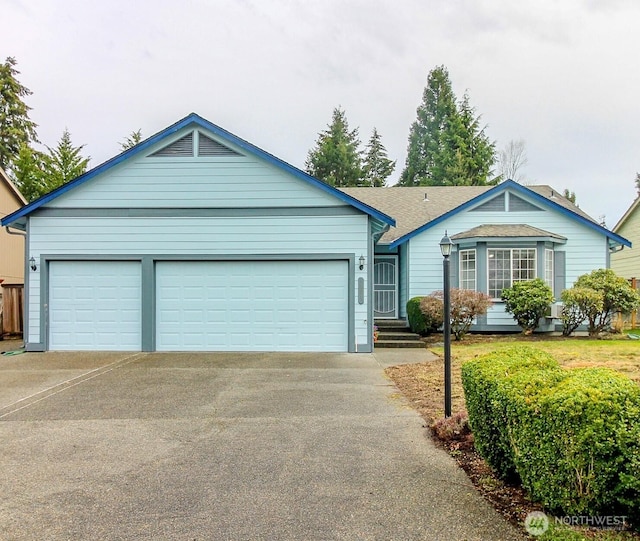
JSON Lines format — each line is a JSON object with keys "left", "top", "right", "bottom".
{"left": 1, "top": 113, "right": 395, "bottom": 228}
{"left": 388, "top": 179, "right": 631, "bottom": 249}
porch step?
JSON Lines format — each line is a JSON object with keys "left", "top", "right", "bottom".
{"left": 374, "top": 319, "right": 424, "bottom": 348}
{"left": 378, "top": 331, "right": 420, "bottom": 341}
{"left": 374, "top": 339, "right": 425, "bottom": 349}
{"left": 374, "top": 319, "right": 411, "bottom": 331}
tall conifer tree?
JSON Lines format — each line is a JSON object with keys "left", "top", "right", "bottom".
{"left": 399, "top": 65, "right": 495, "bottom": 186}
{"left": 362, "top": 128, "right": 396, "bottom": 187}
{"left": 305, "top": 107, "right": 363, "bottom": 187}
{"left": 0, "top": 57, "right": 38, "bottom": 173}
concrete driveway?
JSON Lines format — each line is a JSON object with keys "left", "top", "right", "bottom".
{"left": 0, "top": 350, "right": 524, "bottom": 541}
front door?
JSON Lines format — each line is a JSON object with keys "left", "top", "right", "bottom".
{"left": 374, "top": 256, "right": 398, "bottom": 319}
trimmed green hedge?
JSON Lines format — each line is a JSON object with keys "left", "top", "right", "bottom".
{"left": 461, "top": 346, "right": 563, "bottom": 481}
{"left": 462, "top": 347, "right": 640, "bottom": 526}
{"left": 407, "top": 296, "right": 428, "bottom": 335}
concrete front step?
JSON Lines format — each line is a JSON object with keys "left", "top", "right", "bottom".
{"left": 374, "top": 320, "right": 424, "bottom": 348}
{"left": 378, "top": 331, "right": 422, "bottom": 341}
{"left": 375, "top": 319, "right": 410, "bottom": 329}
{"left": 374, "top": 339, "right": 425, "bottom": 349}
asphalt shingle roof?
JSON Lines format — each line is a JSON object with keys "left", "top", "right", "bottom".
{"left": 451, "top": 224, "right": 567, "bottom": 241}
{"left": 340, "top": 184, "right": 595, "bottom": 244}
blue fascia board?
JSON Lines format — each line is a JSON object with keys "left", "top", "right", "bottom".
{"left": 388, "top": 179, "right": 630, "bottom": 249}
{"left": 1, "top": 113, "right": 395, "bottom": 228}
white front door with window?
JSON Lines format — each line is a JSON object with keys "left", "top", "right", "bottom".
{"left": 374, "top": 256, "right": 398, "bottom": 319}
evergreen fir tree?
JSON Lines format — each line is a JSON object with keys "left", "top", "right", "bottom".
{"left": 0, "top": 57, "right": 38, "bottom": 173}
{"left": 399, "top": 65, "right": 495, "bottom": 186}
{"left": 305, "top": 107, "right": 363, "bottom": 187}
{"left": 12, "top": 143, "right": 48, "bottom": 201}
{"left": 362, "top": 128, "right": 396, "bottom": 187}
{"left": 43, "top": 128, "right": 90, "bottom": 189}
{"left": 120, "top": 129, "right": 143, "bottom": 151}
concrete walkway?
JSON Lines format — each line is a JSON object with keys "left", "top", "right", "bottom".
{"left": 0, "top": 351, "right": 525, "bottom": 540}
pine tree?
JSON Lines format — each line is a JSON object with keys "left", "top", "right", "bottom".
{"left": 0, "top": 57, "right": 38, "bottom": 173}
{"left": 120, "top": 129, "right": 143, "bottom": 151}
{"left": 455, "top": 93, "right": 496, "bottom": 185}
{"left": 43, "top": 128, "right": 90, "bottom": 189}
{"left": 362, "top": 128, "right": 395, "bottom": 187}
{"left": 11, "top": 143, "right": 48, "bottom": 202}
{"left": 399, "top": 65, "right": 495, "bottom": 186}
{"left": 305, "top": 107, "right": 363, "bottom": 187}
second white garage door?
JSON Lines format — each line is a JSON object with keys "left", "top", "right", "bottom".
{"left": 156, "top": 260, "right": 349, "bottom": 351}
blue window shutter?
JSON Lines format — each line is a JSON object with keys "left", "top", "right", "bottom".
{"left": 554, "top": 251, "right": 566, "bottom": 298}
{"left": 450, "top": 251, "right": 459, "bottom": 288}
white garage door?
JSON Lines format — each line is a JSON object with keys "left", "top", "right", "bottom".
{"left": 156, "top": 260, "right": 348, "bottom": 351}
{"left": 49, "top": 261, "right": 142, "bottom": 351}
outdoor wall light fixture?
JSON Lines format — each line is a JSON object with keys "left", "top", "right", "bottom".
{"left": 358, "top": 255, "right": 365, "bottom": 270}
{"left": 29, "top": 256, "right": 37, "bottom": 271}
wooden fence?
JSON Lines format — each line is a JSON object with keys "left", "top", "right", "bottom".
{"left": 0, "top": 284, "right": 24, "bottom": 337}
{"left": 616, "top": 277, "right": 638, "bottom": 330}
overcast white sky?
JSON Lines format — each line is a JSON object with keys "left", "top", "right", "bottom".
{"left": 3, "top": 0, "right": 639, "bottom": 227}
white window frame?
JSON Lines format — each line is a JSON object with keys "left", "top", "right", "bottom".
{"left": 545, "top": 249, "right": 554, "bottom": 291}
{"left": 487, "top": 248, "right": 537, "bottom": 299}
{"left": 459, "top": 249, "right": 477, "bottom": 290}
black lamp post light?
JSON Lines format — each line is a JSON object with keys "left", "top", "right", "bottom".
{"left": 439, "top": 231, "right": 453, "bottom": 418}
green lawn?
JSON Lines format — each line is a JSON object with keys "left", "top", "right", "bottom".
{"left": 386, "top": 335, "right": 640, "bottom": 424}
{"left": 384, "top": 335, "right": 640, "bottom": 540}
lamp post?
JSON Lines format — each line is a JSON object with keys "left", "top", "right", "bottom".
{"left": 439, "top": 231, "right": 453, "bottom": 418}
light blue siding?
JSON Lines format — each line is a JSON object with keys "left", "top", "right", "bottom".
{"left": 27, "top": 214, "right": 369, "bottom": 347}
{"left": 405, "top": 192, "right": 609, "bottom": 327}
{"left": 48, "top": 130, "right": 343, "bottom": 209}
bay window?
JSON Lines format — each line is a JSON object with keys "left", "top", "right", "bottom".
{"left": 487, "top": 248, "right": 536, "bottom": 298}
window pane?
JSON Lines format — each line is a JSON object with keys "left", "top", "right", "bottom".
{"left": 545, "top": 249, "right": 554, "bottom": 289}
{"left": 488, "top": 249, "right": 511, "bottom": 298}
{"left": 488, "top": 248, "right": 537, "bottom": 298}
{"left": 460, "top": 249, "right": 476, "bottom": 290}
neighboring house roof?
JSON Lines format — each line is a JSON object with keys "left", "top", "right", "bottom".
{"left": 342, "top": 180, "right": 630, "bottom": 249}
{"left": 613, "top": 195, "right": 640, "bottom": 233}
{"left": 1, "top": 113, "right": 395, "bottom": 229}
{"left": 0, "top": 167, "right": 27, "bottom": 210}
{"left": 451, "top": 224, "right": 567, "bottom": 242}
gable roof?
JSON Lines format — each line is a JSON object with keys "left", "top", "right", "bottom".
{"left": 613, "top": 195, "right": 640, "bottom": 233}
{"left": 1, "top": 113, "right": 395, "bottom": 229}
{"left": 342, "top": 180, "right": 630, "bottom": 249}
{"left": 0, "top": 167, "right": 27, "bottom": 210}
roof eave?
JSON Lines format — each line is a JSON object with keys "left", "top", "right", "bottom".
{"left": 388, "top": 180, "right": 626, "bottom": 249}
{"left": 0, "top": 113, "right": 396, "bottom": 228}
{"left": 612, "top": 196, "right": 640, "bottom": 233}
{"left": 453, "top": 236, "right": 567, "bottom": 245}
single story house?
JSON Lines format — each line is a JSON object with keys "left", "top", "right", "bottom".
{"left": 611, "top": 195, "right": 640, "bottom": 281}
{"left": 1, "top": 113, "right": 631, "bottom": 352}
{"left": 342, "top": 184, "right": 630, "bottom": 331}
{"left": 1, "top": 113, "right": 394, "bottom": 352}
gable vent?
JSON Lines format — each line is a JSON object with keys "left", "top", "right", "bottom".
{"left": 198, "top": 132, "right": 241, "bottom": 157}
{"left": 509, "top": 194, "right": 543, "bottom": 212}
{"left": 150, "top": 132, "right": 194, "bottom": 157}
{"left": 471, "top": 193, "right": 505, "bottom": 212}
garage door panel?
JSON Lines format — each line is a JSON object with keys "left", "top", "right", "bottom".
{"left": 156, "top": 260, "right": 348, "bottom": 352}
{"left": 49, "top": 261, "right": 142, "bottom": 351}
